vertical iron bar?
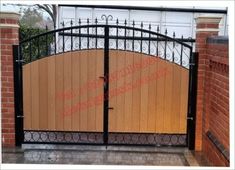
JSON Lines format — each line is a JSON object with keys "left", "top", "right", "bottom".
{"left": 140, "top": 22, "right": 143, "bottom": 53}
{"left": 13, "top": 45, "right": 24, "bottom": 146}
{"left": 45, "top": 26, "right": 48, "bottom": 56}
{"left": 103, "top": 25, "right": 109, "bottom": 145}
{"left": 124, "top": 19, "right": 127, "bottom": 50}
{"left": 132, "top": 20, "right": 135, "bottom": 51}
{"left": 187, "top": 51, "right": 198, "bottom": 150}
{"left": 54, "top": 28, "right": 56, "bottom": 55}
{"left": 172, "top": 32, "right": 175, "bottom": 62}
{"left": 62, "top": 21, "right": 65, "bottom": 52}
{"left": 116, "top": 19, "right": 119, "bottom": 49}
{"left": 37, "top": 29, "right": 40, "bottom": 59}
{"left": 148, "top": 24, "right": 151, "bottom": 55}
{"left": 164, "top": 29, "right": 167, "bottom": 59}
{"left": 87, "top": 18, "right": 89, "bottom": 49}
{"left": 95, "top": 18, "right": 98, "bottom": 49}
{"left": 180, "top": 35, "right": 183, "bottom": 66}
{"left": 29, "top": 40, "right": 32, "bottom": 62}
{"left": 79, "top": 19, "right": 81, "bottom": 50}
{"left": 156, "top": 26, "right": 159, "bottom": 56}
{"left": 71, "top": 20, "right": 73, "bottom": 51}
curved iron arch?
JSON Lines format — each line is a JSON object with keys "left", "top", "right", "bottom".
{"left": 19, "top": 24, "right": 192, "bottom": 68}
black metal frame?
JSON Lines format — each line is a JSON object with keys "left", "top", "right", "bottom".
{"left": 186, "top": 52, "right": 198, "bottom": 150}
{"left": 13, "top": 45, "right": 24, "bottom": 146}
{"left": 58, "top": 4, "right": 227, "bottom": 14}
{"left": 16, "top": 16, "right": 197, "bottom": 149}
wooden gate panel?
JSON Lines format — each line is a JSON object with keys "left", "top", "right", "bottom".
{"left": 23, "top": 50, "right": 104, "bottom": 132}
{"left": 108, "top": 50, "right": 189, "bottom": 133}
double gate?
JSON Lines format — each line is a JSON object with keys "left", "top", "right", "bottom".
{"left": 14, "top": 16, "right": 198, "bottom": 149}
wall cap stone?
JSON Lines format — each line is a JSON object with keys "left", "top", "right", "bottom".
{"left": 195, "top": 15, "right": 222, "bottom": 24}
{"left": 0, "top": 23, "right": 20, "bottom": 28}
{"left": 0, "top": 12, "right": 20, "bottom": 28}
{"left": 0, "top": 12, "right": 20, "bottom": 20}
{"left": 196, "top": 28, "right": 219, "bottom": 32}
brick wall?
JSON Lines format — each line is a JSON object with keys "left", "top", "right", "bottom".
{"left": 195, "top": 16, "right": 229, "bottom": 166}
{"left": 202, "top": 37, "right": 229, "bottom": 166}
{"left": 194, "top": 17, "right": 221, "bottom": 151}
{"left": 1, "top": 12, "right": 20, "bottom": 146}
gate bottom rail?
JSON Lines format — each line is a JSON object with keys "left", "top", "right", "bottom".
{"left": 23, "top": 130, "right": 186, "bottom": 146}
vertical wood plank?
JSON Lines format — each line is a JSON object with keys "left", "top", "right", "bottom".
{"left": 147, "top": 57, "right": 157, "bottom": 132}
{"left": 132, "top": 53, "right": 141, "bottom": 132}
{"left": 180, "top": 68, "right": 189, "bottom": 133}
{"left": 79, "top": 50, "right": 88, "bottom": 131}
{"left": 31, "top": 61, "right": 40, "bottom": 129}
{"left": 72, "top": 51, "right": 80, "bottom": 131}
{"left": 39, "top": 58, "right": 48, "bottom": 130}
{"left": 163, "top": 61, "right": 173, "bottom": 133}
{"left": 95, "top": 49, "right": 104, "bottom": 132}
{"left": 87, "top": 50, "right": 97, "bottom": 131}
{"left": 171, "top": 64, "right": 181, "bottom": 133}
{"left": 124, "top": 51, "right": 133, "bottom": 132}
{"left": 140, "top": 55, "right": 149, "bottom": 132}
{"left": 155, "top": 58, "right": 165, "bottom": 133}
{"left": 109, "top": 50, "right": 117, "bottom": 132}
{"left": 55, "top": 54, "right": 64, "bottom": 131}
{"left": 63, "top": 52, "right": 72, "bottom": 131}
{"left": 115, "top": 50, "right": 126, "bottom": 132}
{"left": 23, "top": 64, "right": 31, "bottom": 130}
{"left": 47, "top": 57, "right": 56, "bottom": 130}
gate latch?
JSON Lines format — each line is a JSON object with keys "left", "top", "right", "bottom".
{"left": 187, "top": 117, "right": 193, "bottom": 120}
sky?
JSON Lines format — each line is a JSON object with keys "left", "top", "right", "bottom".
{"left": 0, "top": 3, "right": 51, "bottom": 18}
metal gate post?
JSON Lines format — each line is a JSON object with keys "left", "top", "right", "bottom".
{"left": 103, "top": 25, "right": 109, "bottom": 145}
{"left": 187, "top": 52, "right": 199, "bottom": 150}
{"left": 13, "top": 45, "right": 24, "bottom": 146}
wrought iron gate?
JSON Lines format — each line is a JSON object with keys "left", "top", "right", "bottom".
{"left": 14, "top": 15, "right": 198, "bottom": 149}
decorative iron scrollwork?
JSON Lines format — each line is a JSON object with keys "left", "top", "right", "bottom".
{"left": 20, "top": 18, "right": 193, "bottom": 69}
{"left": 101, "top": 14, "right": 113, "bottom": 25}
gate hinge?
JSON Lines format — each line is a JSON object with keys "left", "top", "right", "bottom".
{"left": 17, "top": 115, "right": 24, "bottom": 118}
{"left": 15, "top": 59, "right": 25, "bottom": 63}
{"left": 189, "top": 62, "right": 195, "bottom": 66}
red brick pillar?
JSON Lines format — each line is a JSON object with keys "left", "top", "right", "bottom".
{"left": 1, "top": 12, "right": 20, "bottom": 146}
{"left": 194, "top": 16, "right": 222, "bottom": 151}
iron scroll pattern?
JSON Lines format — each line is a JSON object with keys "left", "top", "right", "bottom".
{"left": 20, "top": 17, "right": 193, "bottom": 69}
{"left": 23, "top": 131, "right": 186, "bottom": 146}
